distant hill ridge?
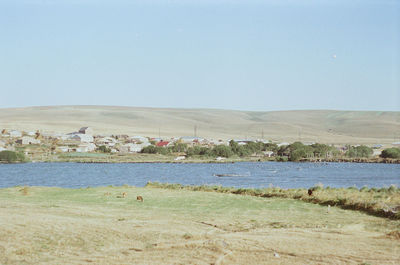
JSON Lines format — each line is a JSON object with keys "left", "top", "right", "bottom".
{"left": 0, "top": 106, "right": 399, "bottom": 144}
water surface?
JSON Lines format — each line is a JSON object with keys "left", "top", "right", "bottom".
{"left": 0, "top": 162, "right": 399, "bottom": 189}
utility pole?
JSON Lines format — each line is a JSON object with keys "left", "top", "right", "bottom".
{"left": 298, "top": 127, "right": 302, "bottom": 141}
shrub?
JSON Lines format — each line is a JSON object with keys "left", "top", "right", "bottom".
{"left": 0, "top": 150, "right": 26, "bottom": 163}
{"left": 380, "top": 148, "right": 400, "bottom": 159}
{"left": 211, "top": 145, "right": 233, "bottom": 158}
{"left": 97, "top": 145, "right": 111, "bottom": 153}
{"left": 276, "top": 156, "right": 288, "bottom": 162}
{"left": 345, "top": 145, "right": 373, "bottom": 158}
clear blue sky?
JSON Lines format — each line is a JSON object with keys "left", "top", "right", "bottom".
{"left": 0, "top": 0, "right": 399, "bottom": 111}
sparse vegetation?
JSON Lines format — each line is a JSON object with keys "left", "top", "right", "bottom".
{"left": 97, "top": 145, "right": 111, "bottom": 153}
{"left": 381, "top": 147, "right": 400, "bottom": 159}
{"left": 345, "top": 145, "right": 373, "bottom": 158}
{"left": 146, "top": 182, "right": 400, "bottom": 219}
{"left": 0, "top": 150, "right": 27, "bottom": 163}
{"left": 0, "top": 185, "right": 398, "bottom": 264}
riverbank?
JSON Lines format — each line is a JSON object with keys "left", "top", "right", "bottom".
{"left": 147, "top": 182, "right": 400, "bottom": 220}
{"left": 0, "top": 186, "right": 399, "bottom": 264}
{"left": 5, "top": 151, "right": 400, "bottom": 164}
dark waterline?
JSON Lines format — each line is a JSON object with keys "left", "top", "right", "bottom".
{"left": 0, "top": 162, "right": 399, "bottom": 189}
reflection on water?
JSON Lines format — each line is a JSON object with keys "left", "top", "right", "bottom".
{"left": 0, "top": 162, "right": 399, "bottom": 189}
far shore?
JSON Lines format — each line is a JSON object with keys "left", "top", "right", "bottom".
{"left": 1, "top": 155, "right": 399, "bottom": 164}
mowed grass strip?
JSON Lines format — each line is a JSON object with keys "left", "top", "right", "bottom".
{"left": 0, "top": 186, "right": 399, "bottom": 264}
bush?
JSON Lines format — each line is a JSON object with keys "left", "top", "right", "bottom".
{"left": 97, "top": 145, "right": 111, "bottom": 153}
{"left": 380, "top": 148, "right": 400, "bottom": 159}
{"left": 0, "top": 150, "right": 26, "bottom": 163}
{"left": 276, "top": 156, "right": 288, "bottom": 162}
{"left": 141, "top": 145, "right": 158, "bottom": 154}
{"left": 211, "top": 145, "right": 233, "bottom": 158}
{"left": 345, "top": 145, "right": 373, "bottom": 158}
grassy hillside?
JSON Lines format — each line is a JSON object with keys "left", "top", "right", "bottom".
{"left": 0, "top": 105, "right": 399, "bottom": 144}
{"left": 0, "top": 186, "right": 399, "bottom": 264}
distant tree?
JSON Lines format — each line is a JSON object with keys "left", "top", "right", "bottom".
{"left": 380, "top": 148, "right": 400, "bottom": 159}
{"left": 141, "top": 145, "right": 158, "bottom": 154}
{"left": 229, "top": 140, "right": 239, "bottom": 153}
{"left": 263, "top": 143, "right": 278, "bottom": 152}
{"left": 98, "top": 145, "right": 111, "bottom": 153}
{"left": 0, "top": 150, "right": 26, "bottom": 163}
{"left": 345, "top": 145, "right": 373, "bottom": 158}
{"left": 186, "top": 146, "right": 211, "bottom": 156}
{"left": 212, "top": 145, "right": 233, "bottom": 158}
{"left": 171, "top": 143, "right": 188, "bottom": 153}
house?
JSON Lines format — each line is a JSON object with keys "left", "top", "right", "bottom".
{"left": 76, "top": 143, "right": 96, "bottom": 153}
{"left": 130, "top": 136, "right": 149, "bottom": 143}
{"left": 79, "top": 127, "right": 93, "bottom": 135}
{"left": 119, "top": 142, "right": 150, "bottom": 153}
{"left": 263, "top": 151, "right": 274, "bottom": 157}
{"left": 69, "top": 134, "right": 94, "bottom": 143}
{"left": 55, "top": 146, "right": 70, "bottom": 153}
{"left": 277, "top": 142, "right": 290, "bottom": 147}
{"left": 96, "top": 137, "right": 118, "bottom": 146}
{"left": 26, "top": 131, "right": 36, "bottom": 136}
{"left": 9, "top": 130, "right": 22, "bottom": 138}
{"left": 156, "top": 141, "right": 170, "bottom": 147}
{"left": 373, "top": 149, "right": 382, "bottom": 157}
{"left": 16, "top": 136, "right": 41, "bottom": 145}
{"left": 179, "top": 136, "right": 205, "bottom": 144}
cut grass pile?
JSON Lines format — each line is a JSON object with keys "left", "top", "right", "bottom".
{"left": 146, "top": 182, "right": 400, "bottom": 219}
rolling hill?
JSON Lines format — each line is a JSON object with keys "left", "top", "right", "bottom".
{"left": 0, "top": 106, "right": 399, "bottom": 144}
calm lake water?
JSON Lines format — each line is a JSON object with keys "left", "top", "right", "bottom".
{"left": 0, "top": 162, "right": 399, "bottom": 189}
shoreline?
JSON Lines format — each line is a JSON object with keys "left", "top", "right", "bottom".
{"left": 2, "top": 157, "right": 399, "bottom": 164}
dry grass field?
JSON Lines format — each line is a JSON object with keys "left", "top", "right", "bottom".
{"left": 0, "top": 105, "right": 399, "bottom": 144}
{"left": 0, "top": 186, "right": 399, "bottom": 264}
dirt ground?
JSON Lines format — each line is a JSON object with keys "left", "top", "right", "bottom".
{"left": 0, "top": 186, "right": 399, "bottom": 264}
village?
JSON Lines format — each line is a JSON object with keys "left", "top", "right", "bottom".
{"left": 0, "top": 126, "right": 398, "bottom": 163}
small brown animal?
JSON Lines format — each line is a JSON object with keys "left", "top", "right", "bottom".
{"left": 308, "top": 189, "right": 313, "bottom": 196}
{"left": 137, "top": 195, "right": 143, "bottom": 202}
{"left": 122, "top": 192, "right": 127, "bottom": 198}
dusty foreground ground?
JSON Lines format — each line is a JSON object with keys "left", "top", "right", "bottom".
{"left": 0, "top": 186, "right": 399, "bottom": 265}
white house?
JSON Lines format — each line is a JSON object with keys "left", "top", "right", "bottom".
{"left": 27, "top": 131, "right": 36, "bottom": 136}
{"left": 96, "top": 137, "right": 118, "bottom": 146}
{"left": 76, "top": 143, "right": 96, "bottom": 152}
{"left": 179, "top": 136, "right": 205, "bottom": 144}
{"left": 9, "top": 130, "right": 22, "bottom": 138}
{"left": 55, "top": 146, "right": 70, "bottom": 153}
{"left": 277, "top": 142, "right": 290, "bottom": 147}
{"left": 130, "top": 136, "right": 149, "bottom": 143}
{"left": 16, "top": 136, "right": 41, "bottom": 145}
{"left": 373, "top": 149, "right": 382, "bottom": 157}
{"left": 69, "top": 134, "right": 94, "bottom": 143}
{"left": 263, "top": 151, "right": 274, "bottom": 157}
{"left": 119, "top": 142, "right": 150, "bottom": 153}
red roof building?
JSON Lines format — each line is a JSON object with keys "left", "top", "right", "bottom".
{"left": 156, "top": 141, "right": 170, "bottom": 147}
